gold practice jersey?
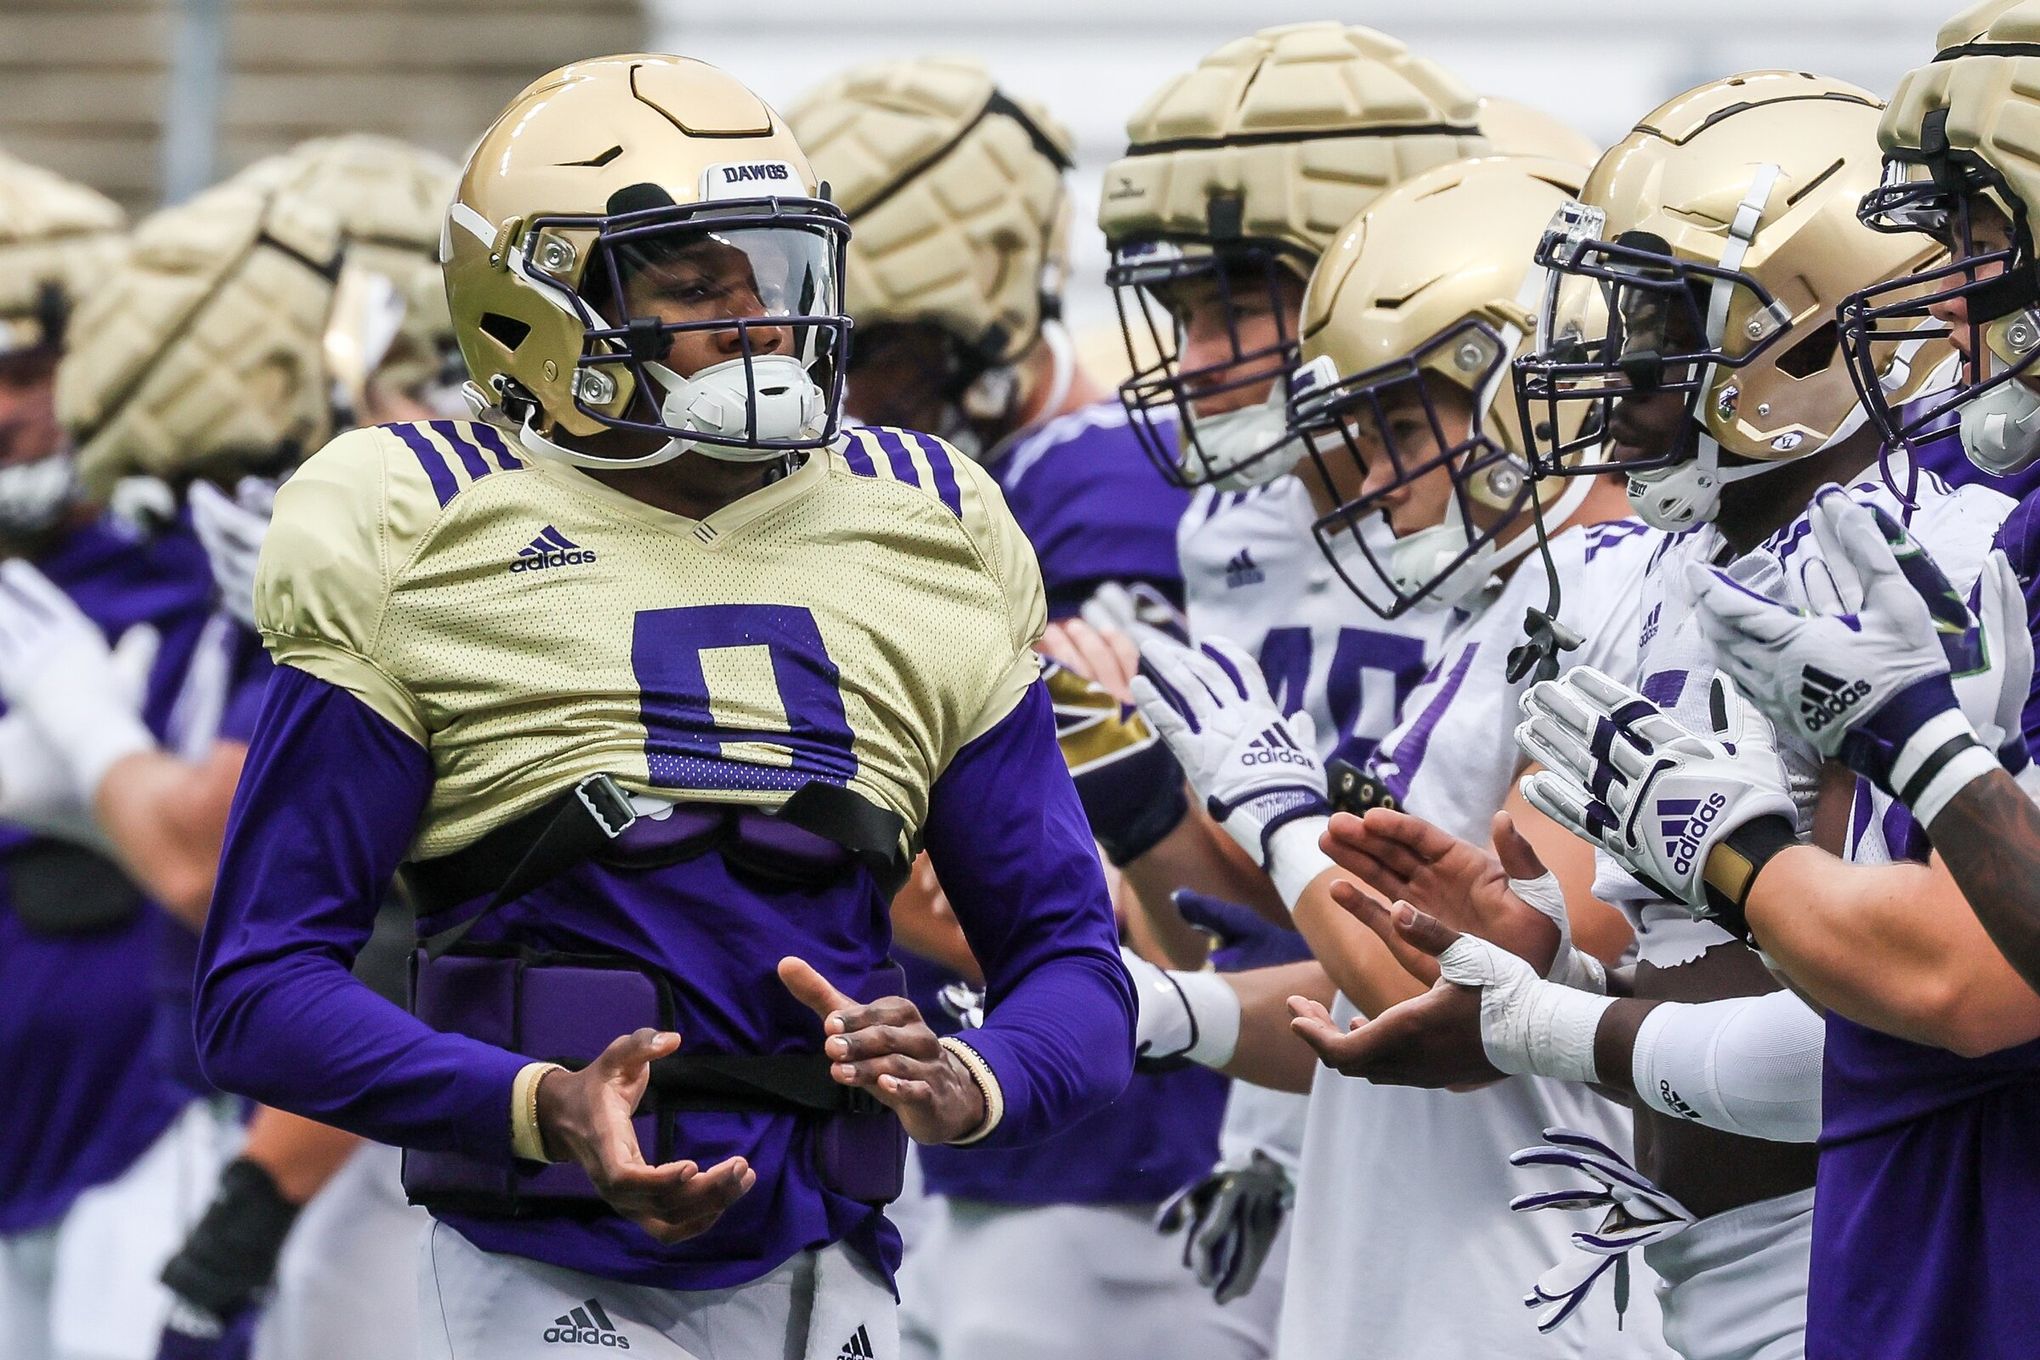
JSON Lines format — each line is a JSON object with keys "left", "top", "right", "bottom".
{"left": 255, "top": 419, "right": 1044, "bottom": 861}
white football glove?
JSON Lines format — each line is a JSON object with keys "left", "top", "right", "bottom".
{"left": 1129, "top": 636, "right": 1332, "bottom": 901}
{"left": 1516, "top": 667, "right": 1798, "bottom": 943}
{"left": 0, "top": 560, "right": 160, "bottom": 798}
{"left": 189, "top": 476, "right": 276, "bottom": 632}
{"left": 1687, "top": 486, "right": 2024, "bottom": 827}
{"left": 1509, "top": 1127, "right": 1697, "bottom": 1334}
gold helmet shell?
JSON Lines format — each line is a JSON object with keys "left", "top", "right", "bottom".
{"left": 1097, "top": 21, "right": 1487, "bottom": 266}
{"left": 787, "top": 56, "right": 1074, "bottom": 366}
{"left": 443, "top": 54, "right": 842, "bottom": 447}
{"left": 1298, "top": 155, "right": 1593, "bottom": 504}
{"left": 0, "top": 151, "right": 125, "bottom": 357}
{"left": 1474, "top": 97, "right": 1599, "bottom": 168}
{"left": 60, "top": 177, "right": 346, "bottom": 496}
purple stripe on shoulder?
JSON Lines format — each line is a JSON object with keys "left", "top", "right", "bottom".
{"left": 389, "top": 424, "right": 458, "bottom": 507}
{"left": 469, "top": 423, "right": 523, "bottom": 471}
{"left": 871, "top": 429, "right": 921, "bottom": 488}
{"left": 914, "top": 434, "right": 963, "bottom": 518}
{"left": 841, "top": 434, "right": 877, "bottom": 478}
{"left": 1372, "top": 642, "right": 1479, "bottom": 802}
{"left": 430, "top": 421, "right": 493, "bottom": 480}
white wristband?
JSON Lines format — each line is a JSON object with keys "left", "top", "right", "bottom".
{"left": 1911, "top": 739, "right": 2001, "bottom": 829}
{"left": 1122, "top": 949, "right": 1242, "bottom": 1067}
{"left": 1266, "top": 815, "right": 1334, "bottom": 913}
{"left": 1173, "top": 968, "right": 1243, "bottom": 1068}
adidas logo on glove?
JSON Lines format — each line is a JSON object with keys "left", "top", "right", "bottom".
{"left": 1241, "top": 724, "right": 1313, "bottom": 768}
{"left": 542, "top": 1298, "right": 630, "bottom": 1348}
{"left": 1799, "top": 665, "right": 1871, "bottom": 733}
{"left": 511, "top": 525, "right": 598, "bottom": 574}
{"left": 1655, "top": 793, "right": 1727, "bottom": 876}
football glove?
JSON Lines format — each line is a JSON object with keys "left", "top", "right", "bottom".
{"left": 1509, "top": 1127, "right": 1696, "bottom": 1334}
{"left": 1687, "top": 487, "right": 2026, "bottom": 826}
{"left": 155, "top": 1158, "right": 299, "bottom": 1360}
{"left": 1172, "top": 889, "right": 1311, "bottom": 971}
{"left": 1130, "top": 636, "right": 1330, "bottom": 875}
{"left": 1517, "top": 668, "right": 1799, "bottom": 943}
{"left": 0, "top": 560, "right": 159, "bottom": 798}
{"left": 188, "top": 477, "right": 275, "bottom": 632}
{"left": 1156, "top": 1151, "right": 1294, "bottom": 1305}
{"left": 1042, "top": 658, "right": 1188, "bottom": 864}
{"left": 1079, "top": 579, "right": 1191, "bottom": 649}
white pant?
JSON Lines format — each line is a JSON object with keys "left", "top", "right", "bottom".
{"left": 1647, "top": 1188, "right": 1813, "bottom": 1360}
{"left": 0, "top": 1099, "right": 241, "bottom": 1360}
{"left": 420, "top": 1221, "right": 896, "bottom": 1360}
{"left": 256, "top": 1142, "right": 427, "bottom": 1360}
{"left": 898, "top": 1198, "right": 1276, "bottom": 1360}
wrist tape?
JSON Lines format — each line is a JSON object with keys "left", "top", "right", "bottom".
{"left": 1700, "top": 815, "right": 1799, "bottom": 947}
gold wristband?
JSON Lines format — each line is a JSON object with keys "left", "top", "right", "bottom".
{"left": 510, "top": 1061, "right": 565, "bottom": 1163}
{"left": 937, "top": 1036, "right": 1005, "bottom": 1145}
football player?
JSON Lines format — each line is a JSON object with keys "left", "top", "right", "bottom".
{"left": 787, "top": 60, "right": 1237, "bottom": 1360}
{"left": 1288, "top": 73, "right": 2007, "bottom": 1360}
{"left": 44, "top": 135, "right": 459, "bottom": 1360}
{"left": 1087, "top": 25, "right": 1488, "bottom": 1348}
{"left": 189, "top": 55, "right": 1133, "bottom": 1360}
{"left": 0, "top": 152, "right": 226, "bottom": 1360}
{"left": 1124, "top": 155, "right": 1679, "bottom": 1359}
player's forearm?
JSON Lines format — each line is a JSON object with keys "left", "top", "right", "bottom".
{"left": 1121, "top": 809, "right": 1287, "bottom": 927}
{"left": 237, "top": 1107, "right": 363, "bottom": 1206}
{"left": 1746, "top": 841, "right": 2040, "bottom": 1055}
{"left": 1289, "top": 867, "right": 1423, "bottom": 1019}
{"left": 1599, "top": 990, "right": 1825, "bottom": 1142}
{"left": 93, "top": 741, "right": 244, "bottom": 930}
{"left": 1929, "top": 768, "right": 2040, "bottom": 1002}
{"left": 197, "top": 667, "right": 526, "bottom": 1156}
{"left": 1220, "top": 959, "right": 1333, "bottom": 1093}
{"left": 922, "top": 684, "right": 1137, "bottom": 1145}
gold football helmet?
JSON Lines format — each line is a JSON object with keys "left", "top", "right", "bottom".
{"left": 1475, "top": 97, "right": 1599, "bottom": 167}
{"left": 1513, "top": 71, "right": 1946, "bottom": 531}
{"left": 787, "top": 57, "right": 1075, "bottom": 458}
{"left": 1098, "top": 21, "right": 1487, "bottom": 488}
{"left": 61, "top": 136, "right": 455, "bottom": 497}
{"left": 1844, "top": 0, "right": 2040, "bottom": 475}
{"left": 443, "top": 54, "right": 851, "bottom": 469}
{"left": 1289, "top": 156, "right": 1592, "bottom": 615}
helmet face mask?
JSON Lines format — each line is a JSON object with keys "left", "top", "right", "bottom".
{"left": 1515, "top": 202, "right": 1793, "bottom": 480}
{"left": 1841, "top": 149, "right": 2040, "bottom": 475}
{"left": 516, "top": 196, "right": 852, "bottom": 465}
{"left": 1109, "top": 239, "right": 1305, "bottom": 489}
{"left": 1292, "top": 323, "right": 1526, "bottom": 618}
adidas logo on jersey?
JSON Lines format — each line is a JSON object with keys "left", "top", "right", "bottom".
{"left": 1799, "top": 665, "right": 1871, "bottom": 733}
{"left": 1655, "top": 793, "right": 1727, "bottom": 876}
{"left": 1240, "top": 724, "right": 1312, "bottom": 768}
{"left": 836, "top": 1324, "right": 876, "bottom": 1359}
{"left": 542, "top": 1298, "right": 630, "bottom": 1348}
{"left": 1639, "top": 603, "right": 1661, "bottom": 648}
{"left": 511, "top": 526, "right": 597, "bottom": 573}
{"left": 1225, "top": 548, "right": 1264, "bottom": 589}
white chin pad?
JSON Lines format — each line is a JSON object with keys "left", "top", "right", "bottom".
{"left": 652, "top": 353, "right": 826, "bottom": 463}
{"left": 1188, "top": 386, "right": 1303, "bottom": 489}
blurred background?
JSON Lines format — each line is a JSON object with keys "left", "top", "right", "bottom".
{"left": 4, "top": 0, "right": 1949, "bottom": 342}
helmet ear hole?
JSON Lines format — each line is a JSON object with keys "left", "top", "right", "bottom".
{"left": 479, "top": 313, "right": 531, "bottom": 352}
{"left": 1774, "top": 319, "right": 1839, "bottom": 379}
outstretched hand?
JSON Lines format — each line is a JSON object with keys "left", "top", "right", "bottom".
{"left": 778, "top": 957, "right": 989, "bottom": 1145}
{"left": 1322, "top": 808, "right": 1561, "bottom": 983}
{"left": 535, "top": 1029, "right": 756, "bottom": 1244}
{"left": 1287, "top": 900, "right": 1503, "bottom": 1089}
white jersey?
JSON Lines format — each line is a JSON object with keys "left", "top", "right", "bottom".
{"left": 1596, "top": 457, "right": 2014, "bottom": 967}
{"left": 1278, "top": 518, "right": 1679, "bottom": 1360}
{"left": 1181, "top": 478, "right": 1447, "bottom": 1169}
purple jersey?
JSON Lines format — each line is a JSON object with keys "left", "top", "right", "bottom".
{"left": 196, "top": 669, "right": 1133, "bottom": 1291}
{"left": 985, "top": 402, "right": 1190, "bottom": 618}
{"left": 1804, "top": 482, "right": 2040, "bottom": 1360}
{"left": 0, "top": 515, "right": 215, "bottom": 1231}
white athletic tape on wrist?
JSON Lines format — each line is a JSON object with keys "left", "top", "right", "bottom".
{"left": 1436, "top": 934, "right": 1609, "bottom": 1084}
{"left": 1547, "top": 948, "right": 1609, "bottom": 995}
{"left": 1266, "top": 815, "right": 1334, "bottom": 913}
{"left": 1506, "top": 870, "right": 1604, "bottom": 992}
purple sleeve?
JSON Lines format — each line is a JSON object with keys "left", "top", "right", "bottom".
{"left": 919, "top": 680, "right": 1136, "bottom": 1147}
{"left": 193, "top": 666, "right": 528, "bottom": 1157}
